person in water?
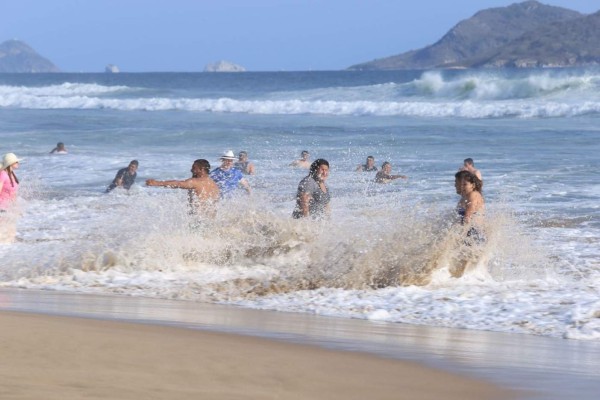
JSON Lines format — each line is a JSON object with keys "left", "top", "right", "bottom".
{"left": 356, "top": 156, "right": 378, "bottom": 172}
{"left": 106, "top": 160, "right": 138, "bottom": 192}
{"left": 290, "top": 150, "right": 311, "bottom": 169}
{"left": 0, "top": 153, "right": 23, "bottom": 212}
{"left": 456, "top": 171, "right": 485, "bottom": 227}
{"left": 49, "top": 142, "right": 67, "bottom": 154}
{"left": 374, "top": 162, "right": 408, "bottom": 183}
{"left": 146, "top": 159, "right": 220, "bottom": 217}
{"left": 234, "top": 151, "right": 255, "bottom": 175}
{"left": 460, "top": 158, "right": 482, "bottom": 182}
{"left": 292, "top": 158, "right": 331, "bottom": 219}
{"left": 210, "top": 150, "right": 251, "bottom": 198}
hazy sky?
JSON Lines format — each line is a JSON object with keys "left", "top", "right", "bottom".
{"left": 0, "top": 0, "right": 597, "bottom": 72}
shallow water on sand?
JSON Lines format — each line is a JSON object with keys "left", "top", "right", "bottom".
{"left": 1, "top": 289, "right": 599, "bottom": 400}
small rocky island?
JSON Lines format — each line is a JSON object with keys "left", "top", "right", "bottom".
{"left": 203, "top": 60, "right": 246, "bottom": 72}
{"left": 105, "top": 64, "right": 120, "bottom": 73}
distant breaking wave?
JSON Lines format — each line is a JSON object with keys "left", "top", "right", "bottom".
{"left": 1, "top": 75, "right": 600, "bottom": 118}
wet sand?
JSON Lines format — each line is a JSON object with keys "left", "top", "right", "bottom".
{"left": 0, "top": 311, "right": 509, "bottom": 400}
{"left": 2, "top": 289, "right": 600, "bottom": 399}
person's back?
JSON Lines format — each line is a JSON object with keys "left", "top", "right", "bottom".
{"left": 50, "top": 142, "right": 67, "bottom": 154}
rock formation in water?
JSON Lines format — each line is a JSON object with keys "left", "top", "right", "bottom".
{"left": 0, "top": 39, "right": 60, "bottom": 73}
{"left": 204, "top": 60, "right": 246, "bottom": 72}
{"left": 105, "top": 64, "right": 120, "bottom": 73}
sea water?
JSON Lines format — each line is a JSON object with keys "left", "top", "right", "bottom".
{"left": 0, "top": 69, "right": 599, "bottom": 341}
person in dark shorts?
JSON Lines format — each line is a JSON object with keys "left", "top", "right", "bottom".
{"left": 292, "top": 159, "right": 331, "bottom": 219}
{"left": 106, "top": 160, "right": 138, "bottom": 192}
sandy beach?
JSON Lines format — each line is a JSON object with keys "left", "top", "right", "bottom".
{"left": 0, "top": 311, "right": 511, "bottom": 400}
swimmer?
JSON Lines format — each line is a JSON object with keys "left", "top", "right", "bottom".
{"left": 356, "top": 156, "right": 378, "bottom": 172}
{"left": 49, "top": 142, "right": 67, "bottom": 154}
{"left": 290, "top": 150, "right": 311, "bottom": 169}
{"left": 374, "top": 162, "right": 407, "bottom": 183}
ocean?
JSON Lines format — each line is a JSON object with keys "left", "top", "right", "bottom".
{"left": 0, "top": 69, "right": 599, "bottom": 341}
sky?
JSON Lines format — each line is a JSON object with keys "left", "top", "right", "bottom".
{"left": 0, "top": 0, "right": 598, "bottom": 72}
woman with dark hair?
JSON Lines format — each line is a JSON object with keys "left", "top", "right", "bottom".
{"left": 456, "top": 171, "right": 485, "bottom": 247}
{"left": 292, "top": 158, "right": 330, "bottom": 219}
{"left": 0, "top": 153, "right": 22, "bottom": 211}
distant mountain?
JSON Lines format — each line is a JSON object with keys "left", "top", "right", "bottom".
{"left": 458, "top": 10, "right": 600, "bottom": 68}
{"left": 0, "top": 40, "right": 60, "bottom": 73}
{"left": 348, "top": 1, "right": 583, "bottom": 70}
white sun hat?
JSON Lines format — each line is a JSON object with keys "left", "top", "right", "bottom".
{"left": 2, "top": 153, "right": 23, "bottom": 170}
{"left": 220, "top": 150, "right": 236, "bottom": 160}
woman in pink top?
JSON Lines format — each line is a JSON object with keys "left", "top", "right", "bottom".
{"left": 0, "top": 153, "right": 22, "bottom": 211}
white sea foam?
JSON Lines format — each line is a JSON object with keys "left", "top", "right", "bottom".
{"left": 2, "top": 93, "right": 600, "bottom": 118}
{"left": 1, "top": 70, "right": 599, "bottom": 341}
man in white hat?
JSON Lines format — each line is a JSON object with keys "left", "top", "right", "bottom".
{"left": 209, "top": 150, "right": 251, "bottom": 198}
{"left": 0, "top": 153, "right": 22, "bottom": 211}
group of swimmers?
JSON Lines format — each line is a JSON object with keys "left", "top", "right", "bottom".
{"left": 2, "top": 144, "right": 484, "bottom": 243}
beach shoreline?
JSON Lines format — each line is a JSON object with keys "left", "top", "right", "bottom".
{"left": 2, "top": 288, "right": 600, "bottom": 399}
{"left": 0, "top": 310, "right": 510, "bottom": 400}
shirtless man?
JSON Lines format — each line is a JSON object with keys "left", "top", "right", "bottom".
{"left": 290, "top": 150, "right": 311, "bottom": 169}
{"left": 460, "top": 158, "right": 482, "bottom": 181}
{"left": 374, "top": 162, "right": 408, "bottom": 183}
{"left": 356, "top": 156, "right": 378, "bottom": 172}
{"left": 146, "top": 159, "right": 220, "bottom": 217}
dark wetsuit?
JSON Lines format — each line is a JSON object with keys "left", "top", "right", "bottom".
{"left": 292, "top": 176, "right": 331, "bottom": 219}
{"left": 106, "top": 168, "right": 137, "bottom": 192}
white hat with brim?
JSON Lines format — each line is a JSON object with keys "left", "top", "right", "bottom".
{"left": 2, "top": 153, "right": 23, "bottom": 170}
{"left": 220, "top": 150, "right": 236, "bottom": 160}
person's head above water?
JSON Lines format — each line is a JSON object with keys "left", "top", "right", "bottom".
{"left": 454, "top": 170, "right": 471, "bottom": 195}
{"left": 192, "top": 159, "right": 211, "bottom": 176}
{"left": 309, "top": 158, "right": 330, "bottom": 181}
{"left": 461, "top": 171, "right": 483, "bottom": 192}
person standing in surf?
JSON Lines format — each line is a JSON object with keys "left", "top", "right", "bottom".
{"left": 0, "top": 153, "right": 23, "bottom": 243}
{"left": 210, "top": 150, "right": 251, "bottom": 198}
{"left": 356, "top": 156, "right": 378, "bottom": 172}
{"left": 234, "top": 151, "right": 255, "bottom": 175}
{"left": 146, "top": 159, "right": 220, "bottom": 218}
{"left": 0, "top": 153, "right": 22, "bottom": 212}
{"left": 292, "top": 158, "right": 331, "bottom": 219}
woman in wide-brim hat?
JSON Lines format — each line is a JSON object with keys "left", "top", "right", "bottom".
{"left": 0, "top": 153, "right": 23, "bottom": 211}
